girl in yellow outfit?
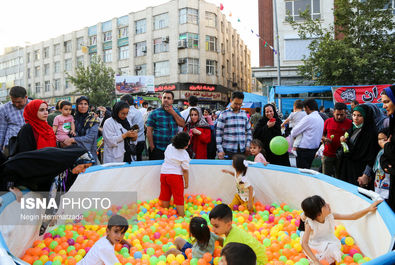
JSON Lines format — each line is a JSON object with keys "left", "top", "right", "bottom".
{"left": 222, "top": 154, "right": 254, "bottom": 212}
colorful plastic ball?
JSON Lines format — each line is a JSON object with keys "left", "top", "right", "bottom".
{"left": 133, "top": 251, "right": 143, "bottom": 259}
{"left": 33, "top": 260, "right": 43, "bottom": 265}
{"left": 345, "top": 237, "right": 354, "bottom": 246}
{"left": 353, "top": 253, "right": 363, "bottom": 262}
{"left": 167, "top": 254, "right": 176, "bottom": 263}
{"left": 175, "top": 254, "right": 185, "bottom": 263}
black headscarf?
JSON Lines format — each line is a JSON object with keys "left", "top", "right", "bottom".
{"left": 1, "top": 146, "right": 89, "bottom": 191}
{"left": 112, "top": 101, "right": 133, "bottom": 162}
{"left": 261, "top": 104, "right": 280, "bottom": 123}
{"left": 75, "top": 96, "right": 99, "bottom": 136}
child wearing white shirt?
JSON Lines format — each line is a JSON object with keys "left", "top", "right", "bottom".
{"left": 77, "top": 215, "right": 131, "bottom": 265}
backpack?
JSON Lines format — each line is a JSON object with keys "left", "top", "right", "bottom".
{"left": 206, "top": 124, "right": 217, "bottom": 159}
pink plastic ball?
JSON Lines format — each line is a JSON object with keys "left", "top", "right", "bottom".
{"left": 154, "top": 232, "right": 161, "bottom": 239}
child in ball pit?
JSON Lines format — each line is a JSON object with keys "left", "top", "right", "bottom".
{"left": 77, "top": 215, "right": 131, "bottom": 265}
{"left": 219, "top": 242, "right": 257, "bottom": 265}
{"left": 209, "top": 204, "right": 267, "bottom": 265}
{"left": 222, "top": 154, "right": 255, "bottom": 212}
{"left": 300, "top": 195, "right": 381, "bottom": 265}
{"left": 159, "top": 131, "right": 191, "bottom": 217}
{"left": 166, "top": 216, "right": 224, "bottom": 260}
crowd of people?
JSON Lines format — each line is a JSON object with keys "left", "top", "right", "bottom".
{"left": 0, "top": 85, "right": 394, "bottom": 264}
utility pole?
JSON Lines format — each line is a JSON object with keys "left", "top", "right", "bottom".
{"left": 273, "top": 0, "right": 282, "bottom": 113}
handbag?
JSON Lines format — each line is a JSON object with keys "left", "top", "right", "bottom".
{"left": 7, "top": 136, "right": 18, "bottom": 157}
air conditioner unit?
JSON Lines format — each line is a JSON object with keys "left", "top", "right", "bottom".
{"left": 141, "top": 47, "right": 147, "bottom": 53}
{"left": 135, "top": 66, "right": 142, "bottom": 71}
{"left": 162, "top": 36, "right": 169, "bottom": 43}
{"left": 177, "top": 39, "right": 187, "bottom": 49}
{"left": 178, "top": 58, "right": 186, "bottom": 64}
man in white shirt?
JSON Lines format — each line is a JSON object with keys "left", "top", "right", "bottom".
{"left": 120, "top": 94, "right": 145, "bottom": 161}
{"left": 291, "top": 99, "right": 324, "bottom": 169}
{"left": 139, "top": 101, "right": 148, "bottom": 117}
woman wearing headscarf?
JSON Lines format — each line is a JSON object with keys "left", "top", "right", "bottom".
{"left": 253, "top": 104, "right": 290, "bottom": 166}
{"left": 338, "top": 104, "right": 379, "bottom": 188}
{"left": 184, "top": 108, "right": 211, "bottom": 159}
{"left": 0, "top": 146, "right": 95, "bottom": 234}
{"left": 63, "top": 96, "right": 99, "bottom": 161}
{"left": 380, "top": 85, "right": 395, "bottom": 211}
{"left": 102, "top": 101, "right": 138, "bottom": 163}
{"left": 14, "top": 99, "right": 56, "bottom": 154}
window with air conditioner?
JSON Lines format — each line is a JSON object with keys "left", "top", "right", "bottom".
{"left": 180, "top": 58, "right": 199, "bottom": 74}
{"left": 135, "top": 42, "right": 147, "bottom": 56}
{"left": 179, "top": 33, "right": 199, "bottom": 49}
{"left": 154, "top": 38, "right": 169, "bottom": 53}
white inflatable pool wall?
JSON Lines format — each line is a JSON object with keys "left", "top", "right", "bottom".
{"left": 1, "top": 160, "right": 394, "bottom": 264}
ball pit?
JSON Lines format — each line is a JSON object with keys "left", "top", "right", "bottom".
{"left": 20, "top": 194, "right": 371, "bottom": 265}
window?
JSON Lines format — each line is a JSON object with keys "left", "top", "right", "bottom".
{"left": 221, "top": 22, "right": 224, "bottom": 33}
{"left": 206, "top": 60, "right": 217, "bottom": 75}
{"left": 89, "top": 53, "right": 97, "bottom": 63}
{"left": 222, "top": 65, "right": 225, "bottom": 77}
{"left": 227, "top": 59, "right": 230, "bottom": 73}
{"left": 154, "top": 38, "right": 169, "bottom": 53}
{"left": 90, "top": 35, "right": 97, "bottom": 45}
{"left": 118, "top": 27, "right": 128, "bottom": 38}
{"left": 44, "top": 81, "right": 50, "bottom": 92}
{"left": 34, "top": 50, "right": 40, "bottom": 61}
{"left": 77, "top": 56, "right": 84, "bottom": 65}
{"left": 54, "top": 44, "right": 60, "bottom": 56}
{"left": 135, "top": 64, "right": 146, "bottom": 75}
{"left": 27, "top": 53, "right": 30, "bottom": 63}
{"left": 205, "top": 12, "right": 217, "bottom": 27}
{"left": 232, "top": 54, "right": 235, "bottom": 66}
{"left": 119, "top": 67, "right": 129, "bottom": 75}
{"left": 179, "top": 8, "right": 198, "bottom": 24}
{"left": 43, "top": 47, "right": 49, "bottom": 58}
{"left": 180, "top": 58, "right": 199, "bottom": 74}
{"left": 54, "top": 79, "right": 61, "bottom": 91}
{"left": 27, "top": 68, "right": 31, "bottom": 78}
{"left": 64, "top": 41, "right": 72, "bottom": 53}
{"left": 34, "top": 66, "right": 40, "bottom": 77}
{"left": 205, "top": 36, "right": 217, "bottom": 52}
{"left": 103, "top": 31, "right": 112, "bottom": 42}
{"left": 179, "top": 33, "right": 199, "bottom": 48}
{"left": 65, "top": 80, "right": 70, "bottom": 89}
{"left": 64, "top": 59, "right": 72, "bottom": 71}
{"left": 119, "top": 46, "right": 129, "bottom": 60}
{"left": 286, "top": 0, "right": 321, "bottom": 21}
{"left": 54, "top": 61, "right": 60, "bottom": 73}
{"left": 154, "top": 61, "right": 169, "bottom": 77}
{"left": 35, "top": 82, "right": 40, "bottom": 93}
{"left": 284, "top": 38, "right": 313, "bottom": 60}
{"left": 103, "top": 49, "right": 112, "bottom": 62}
{"left": 154, "top": 13, "right": 168, "bottom": 30}
{"left": 135, "top": 41, "right": 147, "bottom": 57}
{"left": 135, "top": 19, "right": 146, "bottom": 34}
{"left": 77, "top": 37, "right": 84, "bottom": 49}
{"left": 44, "top": 64, "right": 50, "bottom": 76}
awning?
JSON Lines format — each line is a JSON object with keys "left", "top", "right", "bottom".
{"left": 275, "top": 86, "right": 332, "bottom": 95}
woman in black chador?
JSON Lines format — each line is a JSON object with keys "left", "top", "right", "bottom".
{"left": 0, "top": 146, "right": 95, "bottom": 235}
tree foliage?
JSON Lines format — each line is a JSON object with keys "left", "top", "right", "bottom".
{"left": 288, "top": 0, "right": 394, "bottom": 85}
{"left": 66, "top": 56, "right": 116, "bottom": 106}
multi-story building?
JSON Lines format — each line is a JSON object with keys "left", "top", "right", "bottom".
{"left": 0, "top": 47, "right": 24, "bottom": 101}
{"left": 19, "top": 0, "right": 251, "bottom": 106}
{"left": 253, "top": 0, "right": 334, "bottom": 87}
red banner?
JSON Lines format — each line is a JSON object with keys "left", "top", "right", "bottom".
{"left": 333, "top": 84, "right": 392, "bottom": 104}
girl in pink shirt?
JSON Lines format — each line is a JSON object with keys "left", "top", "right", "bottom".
{"left": 53, "top": 101, "right": 76, "bottom": 144}
{"left": 250, "top": 139, "right": 269, "bottom": 166}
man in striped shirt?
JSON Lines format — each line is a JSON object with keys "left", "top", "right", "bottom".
{"left": 216, "top": 91, "right": 252, "bottom": 159}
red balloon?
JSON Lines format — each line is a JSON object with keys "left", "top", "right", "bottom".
{"left": 220, "top": 3, "right": 224, "bottom": 10}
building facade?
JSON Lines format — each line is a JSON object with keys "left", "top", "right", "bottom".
{"left": 254, "top": 0, "right": 334, "bottom": 86}
{"left": 9, "top": 0, "right": 251, "bottom": 106}
{"left": 0, "top": 47, "right": 24, "bottom": 101}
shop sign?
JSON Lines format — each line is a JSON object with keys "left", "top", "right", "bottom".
{"left": 181, "top": 90, "right": 222, "bottom": 100}
{"left": 189, "top": 85, "right": 215, "bottom": 91}
{"left": 155, "top": 84, "right": 176, "bottom": 92}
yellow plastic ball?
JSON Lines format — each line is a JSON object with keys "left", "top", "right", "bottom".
{"left": 75, "top": 255, "right": 83, "bottom": 262}
{"left": 53, "top": 256, "right": 63, "bottom": 262}
{"left": 39, "top": 255, "right": 49, "bottom": 264}
{"left": 176, "top": 254, "right": 185, "bottom": 263}
{"left": 167, "top": 254, "right": 176, "bottom": 263}
{"left": 345, "top": 237, "right": 354, "bottom": 246}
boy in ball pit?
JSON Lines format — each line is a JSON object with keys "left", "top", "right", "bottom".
{"left": 77, "top": 215, "right": 131, "bottom": 265}
{"left": 219, "top": 242, "right": 257, "bottom": 265}
{"left": 209, "top": 204, "right": 268, "bottom": 265}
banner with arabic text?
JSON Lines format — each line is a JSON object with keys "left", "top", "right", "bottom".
{"left": 332, "top": 84, "right": 392, "bottom": 105}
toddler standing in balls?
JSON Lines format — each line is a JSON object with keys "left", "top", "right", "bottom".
{"left": 166, "top": 216, "right": 223, "bottom": 260}
{"left": 77, "top": 215, "right": 131, "bottom": 265}
{"left": 300, "top": 195, "right": 381, "bottom": 265}
{"left": 159, "top": 132, "right": 191, "bottom": 216}
{"left": 222, "top": 154, "right": 255, "bottom": 212}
